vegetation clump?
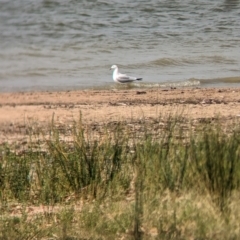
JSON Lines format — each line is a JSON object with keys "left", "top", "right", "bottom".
{"left": 0, "top": 115, "right": 239, "bottom": 239}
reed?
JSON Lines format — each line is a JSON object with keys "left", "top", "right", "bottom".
{"left": 0, "top": 115, "right": 239, "bottom": 239}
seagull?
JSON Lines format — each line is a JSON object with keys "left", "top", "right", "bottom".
{"left": 110, "top": 65, "right": 142, "bottom": 83}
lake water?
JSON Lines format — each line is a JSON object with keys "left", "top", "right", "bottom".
{"left": 0, "top": 0, "right": 240, "bottom": 92}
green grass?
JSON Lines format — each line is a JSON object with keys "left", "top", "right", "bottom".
{"left": 0, "top": 115, "right": 240, "bottom": 239}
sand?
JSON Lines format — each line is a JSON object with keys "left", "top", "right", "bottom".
{"left": 0, "top": 87, "right": 240, "bottom": 143}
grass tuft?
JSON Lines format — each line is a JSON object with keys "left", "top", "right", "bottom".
{"left": 0, "top": 114, "right": 240, "bottom": 239}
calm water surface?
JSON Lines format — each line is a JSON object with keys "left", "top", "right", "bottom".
{"left": 0, "top": 0, "right": 240, "bottom": 92}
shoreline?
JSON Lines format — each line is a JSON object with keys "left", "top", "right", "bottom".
{"left": 0, "top": 87, "right": 240, "bottom": 143}
{"left": 1, "top": 75, "right": 240, "bottom": 94}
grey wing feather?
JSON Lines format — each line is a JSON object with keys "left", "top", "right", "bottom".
{"left": 117, "top": 74, "right": 136, "bottom": 83}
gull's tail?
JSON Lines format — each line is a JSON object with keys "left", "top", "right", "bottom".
{"left": 136, "top": 78, "right": 142, "bottom": 81}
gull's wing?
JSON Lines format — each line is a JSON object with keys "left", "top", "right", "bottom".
{"left": 116, "top": 73, "right": 137, "bottom": 83}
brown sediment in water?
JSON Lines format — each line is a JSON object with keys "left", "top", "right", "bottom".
{"left": 0, "top": 87, "right": 239, "bottom": 144}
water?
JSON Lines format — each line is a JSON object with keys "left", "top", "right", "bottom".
{"left": 0, "top": 0, "right": 240, "bottom": 92}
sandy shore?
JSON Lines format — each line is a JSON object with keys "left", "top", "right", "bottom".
{"left": 0, "top": 87, "right": 240, "bottom": 143}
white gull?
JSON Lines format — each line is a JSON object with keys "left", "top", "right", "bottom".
{"left": 110, "top": 65, "right": 142, "bottom": 83}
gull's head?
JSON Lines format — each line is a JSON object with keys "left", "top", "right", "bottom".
{"left": 110, "top": 65, "right": 118, "bottom": 70}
